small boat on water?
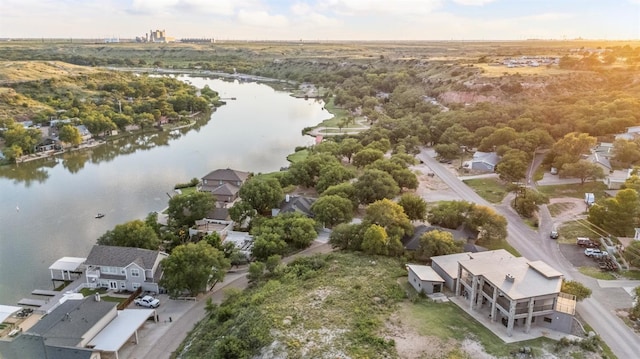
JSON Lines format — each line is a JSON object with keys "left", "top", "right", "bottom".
{"left": 95, "top": 213, "right": 105, "bottom": 219}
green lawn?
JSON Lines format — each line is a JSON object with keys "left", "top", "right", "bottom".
{"left": 463, "top": 178, "right": 508, "bottom": 203}
{"left": 578, "top": 266, "right": 617, "bottom": 280}
{"left": 286, "top": 149, "right": 309, "bottom": 164}
{"left": 537, "top": 181, "right": 607, "bottom": 200}
{"left": 558, "top": 221, "right": 606, "bottom": 244}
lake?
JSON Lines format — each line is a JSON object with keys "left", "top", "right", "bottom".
{"left": 0, "top": 76, "right": 329, "bottom": 305}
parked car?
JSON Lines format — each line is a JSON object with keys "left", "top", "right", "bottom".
{"left": 549, "top": 230, "right": 559, "bottom": 239}
{"left": 134, "top": 295, "right": 160, "bottom": 308}
{"left": 584, "top": 248, "right": 607, "bottom": 258}
{"left": 550, "top": 167, "right": 558, "bottom": 175}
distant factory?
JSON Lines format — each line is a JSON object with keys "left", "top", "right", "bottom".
{"left": 136, "top": 29, "right": 175, "bottom": 43}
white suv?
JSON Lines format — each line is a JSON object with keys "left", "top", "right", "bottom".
{"left": 584, "top": 248, "right": 607, "bottom": 258}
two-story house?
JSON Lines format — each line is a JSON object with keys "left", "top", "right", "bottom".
{"left": 84, "top": 245, "right": 168, "bottom": 293}
{"left": 198, "top": 168, "right": 250, "bottom": 203}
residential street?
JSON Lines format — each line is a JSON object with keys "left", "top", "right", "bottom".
{"left": 418, "top": 148, "right": 640, "bottom": 359}
{"left": 128, "top": 241, "right": 333, "bottom": 359}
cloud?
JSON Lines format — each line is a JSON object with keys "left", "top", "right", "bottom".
{"left": 319, "top": 0, "right": 443, "bottom": 16}
{"left": 290, "top": 2, "right": 341, "bottom": 27}
{"left": 237, "top": 10, "right": 289, "bottom": 28}
{"left": 452, "top": 0, "right": 497, "bottom": 5}
{"left": 127, "top": 0, "right": 256, "bottom": 16}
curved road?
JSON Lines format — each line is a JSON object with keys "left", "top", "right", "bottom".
{"left": 418, "top": 148, "right": 640, "bottom": 358}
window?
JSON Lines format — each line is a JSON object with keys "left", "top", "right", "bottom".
{"left": 543, "top": 317, "right": 552, "bottom": 323}
{"left": 132, "top": 283, "right": 140, "bottom": 289}
{"left": 131, "top": 268, "right": 140, "bottom": 277}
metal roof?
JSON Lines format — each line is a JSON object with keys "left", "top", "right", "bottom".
{"left": 48, "top": 257, "right": 86, "bottom": 271}
{"left": 407, "top": 264, "right": 444, "bottom": 282}
{"left": 88, "top": 309, "right": 155, "bottom": 352}
{"left": 0, "top": 305, "right": 22, "bottom": 323}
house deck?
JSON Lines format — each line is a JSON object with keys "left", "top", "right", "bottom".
{"left": 31, "top": 289, "right": 59, "bottom": 296}
{"left": 17, "top": 298, "right": 47, "bottom": 307}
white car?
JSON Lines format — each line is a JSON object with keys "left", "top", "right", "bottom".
{"left": 134, "top": 295, "right": 160, "bottom": 308}
{"left": 584, "top": 248, "right": 607, "bottom": 258}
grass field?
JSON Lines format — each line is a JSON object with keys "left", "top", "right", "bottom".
{"left": 537, "top": 181, "right": 607, "bottom": 200}
{"left": 463, "top": 178, "right": 508, "bottom": 203}
{"left": 558, "top": 221, "right": 606, "bottom": 244}
{"left": 578, "top": 266, "right": 617, "bottom": 280}
{"left": 548, "top": 202, "right": 580, "bottom": 217}
{"left": 286, "top": 149, "right": 309, "bottom": 164}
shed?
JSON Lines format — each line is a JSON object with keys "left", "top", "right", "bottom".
{"left": 48, "top": 257, "right": 86, "bottom": 281}
{"left": 470, "top": 151, "right": 499, "bottom": 172}
{"left": 406, "top": 264, "right": 444, "bottom": 294}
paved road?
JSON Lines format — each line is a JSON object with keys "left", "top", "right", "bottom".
{"left": 418, "top": 148, "right": 640, "bottom": 359}
{"left": 133, "top": 241, "right": 333, "bottom": 359}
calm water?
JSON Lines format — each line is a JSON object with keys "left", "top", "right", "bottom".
{"left": 0, "top": 76, "right": 329, "bottom": 305}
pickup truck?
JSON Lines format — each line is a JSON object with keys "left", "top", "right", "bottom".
{"left": 134, "top": 295, "right": 160, "bottom": 308}
{"left": 584, "top": 248, "right": 607, "bottom": 258}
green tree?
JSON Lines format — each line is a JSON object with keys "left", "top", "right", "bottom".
{"left": 561, "top": 280, "right": 592, "bottom": 301}
{"left": 588, "top": 188, "right": 639, "bottom": 236}
{"left": 97, "top": 219, "right": 160, "bottom": 249}
{"left": 428, "top": 201, "right": 473, "bottom": 229}
{"left": 433, "top": 143, "right": 460, "bottom": 160}
{"left": 339, "top": 138, "right": 363, "bottom": 163}
{"left": 354, "top": 169, "right": 400, "bottom": 205}
{"left": 467, "top": 205, "right": 508, "bottom": 244}
{"left": 160, "top": 241, "right": 230, "bottom": 296}
{"left": 239, "top": 176, "right": 284, "bottom": 215}
{"left": 353, "top": 148, "right": 385, "bottom": 168}
{"left": 289, "top": 153, "right": 341, "bottom": 188}
{"left": 315, "top": 165, "right": 355, "bottom": 194}
{"left": 416, "top": 230, "right": 463, "bottom": 260}
{"left": 550, "top": 132, "right": 597, "bottom": 169}
{"left": 58, "top": 125, "right": 82, "bottom": 146}
{"left": 311, "top": 195, "right": 354, "bottom": 228}
{"left": 398, "top": 193, "right": 427, "bottom": 221}
{"left": 496, "top": 149, "right": 529, "bottom": 183}
{"left": 321, "top": 182, "right": 359, "bottom": 210}
{"left": 513, "top": 188, "right": 549, "bottom": 218}
{"left": 328, "top": 223, "right": 366, "bottom": 251}
{"left": 364, "top": 198, "right": 413, "bottom": 240}
{"left": 167, "top": 191, "right": 215, "bottom": 227}
{"left": 229, "top": 200, "right": 257, "bottom": 226}
{"left": 250, "top": 213, "right": 317, "bottom": 260}
{"left": 560, "top": 160, "right": 606, "bottom": 185}
{"left": 613, "top": 139, "right": 640, "bottom": 167}
{"left": 247, "top": 261, "right": 266, "bottom": 284}
{"left": 361, "top": 224, "right": 389, "bottom": 255}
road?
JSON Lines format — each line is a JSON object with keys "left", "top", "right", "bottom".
{"left": 137, "top": 241, "right": 333, "bottom": 359}
{"left": 418, "top": 148, "right": 640, "bottom": 358}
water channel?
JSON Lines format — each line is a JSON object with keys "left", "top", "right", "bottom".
{"left": 0, "top": 76, "right": 330, "bottom": 305}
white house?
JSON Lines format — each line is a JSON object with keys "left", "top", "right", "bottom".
{"left": 406, "top": 264, "right": 445, "bottom": 294}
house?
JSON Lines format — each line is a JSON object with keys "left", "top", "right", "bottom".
{"left": 604, "top": 169, "right": 632, "bottom": 190}
{"left": 272, "top": 195, "right": 316, "bottom": 218}
{"left": 76, "top": 125, "right": 92, "bottom": 142}
{"left": 585, "top": 153, "right": 612, "bottom": 173}
{"left": 84, "top": 245, "right": 168, "bottom": 293}
{"left": 35, "top": 138, "right": 61, "bottom": 152}
{"left": 199, "top": 168, "right": 250, "bottom": 203}
{"left": 634, "top": 228, "right": 640, "bottom": 241}
{"left": 0, "top": 294, "right": 157, "bottom": 359}
{"left": 615, "top": 126, "right": 640, "bottom": 141}
{"left": 407, "top": 264, "right": 445, "bottom": 294}
{"left": 189, "top": 218, "right": 233, "bottom": 239}
{"left": 453, "top": 250, "right": 575, "bottom": 337}
{"left": 470, "top": 151, "right": 500, "bottom": 172}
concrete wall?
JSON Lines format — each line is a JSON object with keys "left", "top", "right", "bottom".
{"left": 537, "top": 311, "right": 574, "bottom": 334}
{"left": 408, "top": 269, "right": 442, "bottom": 294}
{"left": 431, "top": 261, "right": 456, "bottom": 291}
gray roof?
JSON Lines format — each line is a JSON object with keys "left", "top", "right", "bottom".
{"left": 279, "top": 196, "right": 316, "bottom": 217}
{"left": 0, "top": 333, "right": 96, "bottom": 359}
{"left": 85, "top": 245, "right": 162, "bottom": 269}
{"left": 202, "top": 168, "right": 250, "bottom": 183}
{"left": 471, "top": 151, "right": 500, "bottom": 166}
{"left": 211, "top": 183, "right": 240, "bottom": 196}
{"left": 28, "top": 297, "right": 116, "bottom": 347}
{"left": 587, "top": 153, "right": 611, "bottom": 170}
{"left": 407, "top": 264, "right": 444, "bottom": 282}
{"left": 207, "top": 207, "right": 230, "bottom": 220}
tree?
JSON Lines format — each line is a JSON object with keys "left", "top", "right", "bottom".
{"left": 560, "top": 160, "right": 606, "bottom": 185}
{"left": 361, "top": 224, "right": 389, "bottom": 255}
{"left": 167, "top": 191, "right": 215, "bottom": 227}
{"left": 160, "top": 241, "right": 230, "bottom": 296}
{"left": 561, "top": 280, "right": 592, "bottom": 301}
{"left": 339, "top": 138, "right": 363, "bottom": 163}
{"left": 496, "top": 149, "right": 529, "bottom": 183}
{"left": 328, "top": 223, "right": 365, "bottom": 250}
{"left": 512, "top": 188, "right": 549, "bottom": 218}
{"left": 550, "top": 132, "right": 597, "bottom": 169}
{"left": 354, "top": 169, "right": 400, "bottom": 205}
{"left": 315, "top": 165, "right": 355, "bottom": 194}
{"left": 250, "top": 213, "right": 317, "bottom": 260}
{"left": 467, "top": 205, "right": 508, "bottom": 244}
{"left": 433, "top": 143, "right": 460, "bottom": 160}
{"left": 588, "top": 188, "right": 639, "bottom": 236}
{"left": 428, "top": 201, "right": 473, "bottom": 229}
{"left": 353, "top": 148, "right": 385, "bottom": 168}
{"left": 321, "top": 182, "right": 359, "bottom": 210}
{"left": 624, "top": 241, "right": 640, "bottom": 268}
{"left": 97, "top": 219, "right": 160, "bottom": 249}
{"left": 364, "top": 198, "right": 413, "bottom": 240}
{"left": 239, "top": 176, "right": 284, "bottom": 215}
{"left": 311, "top": 195, "right": 354, "bottom": 227}
{"left": 58, "top": 125, "right": 82, "bottom": 146}
{"left": 416, "top": 230, "right": 463, "bottom": 260}
{"left": 229, "top": 200, "right": 257, "bottom": 227}
{"left": 289, "top": 153, "right": 341, "bottom": 188}
{"left": 398, "top": 193, "right": 427, "bottom": 221}
{"left": 391, "top": 168, "right": 418, "bottom": 190}
{"left": 613, "top": 139, "right": 640, "bottom": 167}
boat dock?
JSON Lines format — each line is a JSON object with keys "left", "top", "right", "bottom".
{"left": 17, "top": 298, "right": 47, "bottom": 307}
{"left": 31, "top": 289, "right": 58, "bottom": 296}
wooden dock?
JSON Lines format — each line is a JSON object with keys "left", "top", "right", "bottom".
{"left": 17, "top": 298, "right": 47, "bottom": 307}
{"left": 32, "top": 289, "right": 58, "bottom": 296}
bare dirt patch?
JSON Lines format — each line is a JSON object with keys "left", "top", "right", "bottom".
{"left": 411, "top": 164, "right": 462, "bottom": 202}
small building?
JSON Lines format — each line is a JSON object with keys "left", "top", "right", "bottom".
{"left": 407, "top": 264, "right": 445, "bottom": 294}
{"left": 605, "top": 169, "right": 632, "bottom": 190}
{"left": 586, "top": 153, "right": 612, "bottom": 173}
{"left": 470, "top": 151, "right": 500, "bottom": 172}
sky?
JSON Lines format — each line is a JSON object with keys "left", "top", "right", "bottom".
{"left": 0, "top": 0, "right": 638, "bottom": 41}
